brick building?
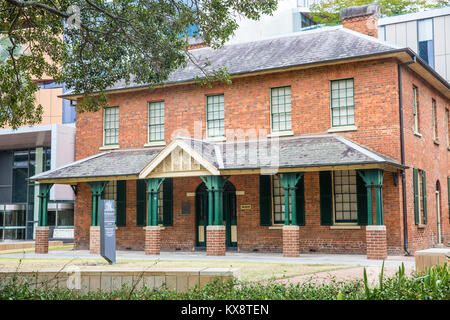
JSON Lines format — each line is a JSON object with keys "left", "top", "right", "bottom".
{"left": 31, "top": 4, "right": 450, "bottom": 259}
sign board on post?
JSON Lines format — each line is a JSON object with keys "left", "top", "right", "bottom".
{"left": 99, "top": 199, "right": 116, "bottom": 264}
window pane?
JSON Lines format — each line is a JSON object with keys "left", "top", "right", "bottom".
{"left": 272, "top": 175, "right": 290, "bottom": 224}
{"left": 12, "top": 168, "right": 28, "bottom": 203}
{"left": 330, "top": 79, "right": 354, "bottom": 127}
{"left": 271, "top": 87, "right": 292, "bottom": 132}
{"left": 149, "top": 101, "right": 165, "bottom": 142}
{"left": 333, "top": 170, "right": 358, "bottom": 223}
{"left": 207, "top": 95, "right": 225, "bottom": 137}
{"left": 104, "top": 107, "right": 119, "bottom": 145}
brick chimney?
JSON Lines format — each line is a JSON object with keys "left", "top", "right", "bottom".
{"left": 340, "top": 3, "right": 380, "bottom": 38}
{"left": 188, "top": 36, "right": 207, "bottom": 50}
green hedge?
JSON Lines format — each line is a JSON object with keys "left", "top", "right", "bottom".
{"left": 0, "top": 263, "right": 448, "bottom": 300}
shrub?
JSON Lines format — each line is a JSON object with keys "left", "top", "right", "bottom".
{"left": 0, "top": 263, "right": 448, "bottom": 300}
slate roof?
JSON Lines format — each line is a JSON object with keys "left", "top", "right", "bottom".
{"left": 31, "top": 148, "right": 162, "bottom": 181}
{"left": 29, "top": 135, "right": 404, "bottom": 182}
{"left": 61, "top": 26, "right": 406, "bottom": 97}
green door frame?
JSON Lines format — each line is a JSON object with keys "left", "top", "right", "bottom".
{"left": 195, "top": 181, "right": 236, "bottom": 247}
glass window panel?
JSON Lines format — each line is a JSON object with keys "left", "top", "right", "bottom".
{"left": 418, "top": 19, "right": 433, "bottom": 41}
{"left": 104, "top": 107, "right": 119, "bottom": 145}
{"left": 271, "top": 86, "right": 292, "bottom": 132}
{"left": 333, "top": 170, "right": 358, "bottom": 223}
{"left": 207, "top": 95, "right": 224, "bottom": 137}
{"left": 12, "top": 168, "right": 28, "bottom": 203}
{"left": 331, "top": 79, "right": 355, "bottom": 126}
{"left": 149, "top": 101, "right": 165, "bottom": 141}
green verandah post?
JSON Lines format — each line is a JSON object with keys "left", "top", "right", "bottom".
{"left": 37, "top": 183, "right": 53, "bottom": 227}
{"left": 357, "top": 169, "right": 384, "bottom": 225}
{"left": 276, "top": 173, "right": 304, "bottom": 226}
{"left": 200, "top": 176, "right": 229, "bottom": 226}
{"left": 88, "top": 181, "right": 108, "bottom": 226}
{"left": 146, "top": 178, "right": 165, "bottom": 226}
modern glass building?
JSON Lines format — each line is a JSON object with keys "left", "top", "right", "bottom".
{"left": 0, "top": 78, "right": 76, "bottom": 241}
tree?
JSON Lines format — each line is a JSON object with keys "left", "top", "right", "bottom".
{"left": 309, "top": 0, "right": 450, "bottom": 26}
{"left": 0, "top": 0, "right": 277, "bottom": 128}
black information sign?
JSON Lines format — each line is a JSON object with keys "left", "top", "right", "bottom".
{"left": 99, "top": 199, "right": 116, "bottom": 264}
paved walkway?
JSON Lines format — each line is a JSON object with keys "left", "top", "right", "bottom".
{"left": 0, "top": 249, "right": 416, "bottom": 269}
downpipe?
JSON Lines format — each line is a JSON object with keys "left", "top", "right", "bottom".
{"left": 398, "top": 57, "right": 416, "bottom": 256}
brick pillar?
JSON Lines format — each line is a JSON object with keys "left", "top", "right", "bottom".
{"left": 35, "top": 226, "right": 49, "bottom": 254}
{"left": 282, "top": 225, "right": 300, "bottom": 257}
{"left": 366, "top": 225, "right": 387, "bottom": 260}
{"left": 89, "top": 226, "right": 101, "bottom": 254}
{"left": 206, "top": 225, "right": 226, "bottom": 256}
{"left": 144, "top": 226, "right": 161, "bottom": 255}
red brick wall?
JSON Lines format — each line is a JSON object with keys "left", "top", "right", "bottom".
{"left": 74, "top": 172, "right": 404, "bottom": 254}
{"left": 400, "top": 67, "right": 450, "bottom": 252}
{"left": 35, "top": 226, "right": 49, "bottom": 254}
{"left": 75, "top": 59, "right": 402, "bottom": 162}
{"left": 73, "top": 57, "right": 449, "bottom": 255}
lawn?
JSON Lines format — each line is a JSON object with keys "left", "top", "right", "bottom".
{"left": 0, "top": 257, "right": 350, "bottom": 281}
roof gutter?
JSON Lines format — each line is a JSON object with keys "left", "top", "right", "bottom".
{"left": 398, "top": 56, "right": 416, "bottom": 256}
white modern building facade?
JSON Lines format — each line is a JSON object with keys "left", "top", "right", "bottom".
{"left": 378, "top": 6, "right": 450, "bottom": 82}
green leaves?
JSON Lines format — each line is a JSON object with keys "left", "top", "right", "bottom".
{"left": 309, "top": 0, "right": 449, "bottom": 26}
{"left": 1, "top": 263, "right": 448, "bottom": 300}
{"left": 1, "top": 0, "right": 277, "bottom": 127}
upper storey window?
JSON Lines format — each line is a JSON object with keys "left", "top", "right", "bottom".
{"left": 331, "top": 79, "right": 354, "bottom": 127}
{"left": 271, "top": 86, "right": 292, "bottom": 132}
{"left": 413, "top": 86, "right": 420, "bottom": 134}
{"left": 206, "top": 94, "right": 225, "bottom": 138}
{"left": 104, "top": 106, "right": 119, "bottom": 146}
{"left": 148, "top": 101, "right": 165, "bottom": 142}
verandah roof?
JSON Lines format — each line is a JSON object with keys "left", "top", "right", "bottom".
{"left": 29, "top": 135, "right": 406, "bottom": 184}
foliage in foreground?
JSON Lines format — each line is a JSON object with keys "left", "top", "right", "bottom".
{"left": 0, "top": 263, "right": 448, "bottom": 300}
{"left": 1, "top": 0, "right": 278, "bottom": 128}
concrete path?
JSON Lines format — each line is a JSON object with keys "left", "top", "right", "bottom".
{"left": 0, "top": 249, "right": 416, "bottom": 269}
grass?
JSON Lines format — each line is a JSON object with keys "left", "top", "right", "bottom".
{"left": 0, "top": 257, "right": 350, "bottom": 281}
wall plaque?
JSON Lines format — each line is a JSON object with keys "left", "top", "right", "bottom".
{"left": 181, "top": 202, "right": 191, "bottom": 215}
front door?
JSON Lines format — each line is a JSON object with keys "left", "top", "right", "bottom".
{"left": 195, "top": 181, "right": 237, "bottom": 247}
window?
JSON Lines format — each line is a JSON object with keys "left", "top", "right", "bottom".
{"left": 136, "top": 179, "right": 173, "bottom": 227}
{"left": 432, "top": 99, "right": 438, "bottom": 141}
{"left": 271, "top": 175, "right": 291, "bottom": 224}
{"left": 104, "top": 106, "right": 119, "bottom": 145}
{"left": 271, "top": 86, "right": 292, "bottom": 132}
{"left": 446, "top": 109, "right": 449, "bottom": 148}
{"left": 102, "top": 181, "right": 116, "bottom": 202}
{"left": 300, "top": 13, "right": 316, "bottom": 28}
{"left": 331, "top": 79, "right": 355, "bottom": 127}
{"left": 378, "top": 25, "right": 386, "bottom": 41}
{"left": 333, "top": 170, "right": 358, "bottom": 223}
{"left": 413, "top": 168, "right": 427, "bottom": 225}
{"left": 413, "top": 86, "right": 420, "bottom": 133}
{"left": 206, "top": 95, "right": 225, "bottom": 137}
{"left": 102, "top": 180, "right": 126, "bottom": 226}
{"left": 157, "top": 184, "right": 164, "bottom": 224}
{"left": 418, "top": 19, "right": 434, "bottom": 68}
{"left": 148, "top": 101, "right": 165, "bottom": 142}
